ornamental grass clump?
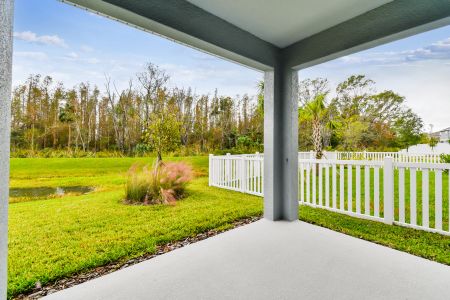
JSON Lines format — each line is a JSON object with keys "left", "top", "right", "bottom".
{"left": 125, "top": 161, "right": 193, "bottom": 205}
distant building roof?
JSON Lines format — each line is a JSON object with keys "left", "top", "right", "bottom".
{"left": 432, "top": 127, "right": 450, "bottom": 135}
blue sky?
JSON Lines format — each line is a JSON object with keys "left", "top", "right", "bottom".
{"left": 13, "top": 0, "right": 450, "bottom": 131}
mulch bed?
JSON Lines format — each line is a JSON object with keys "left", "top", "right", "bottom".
{"left": 15, "top": 216, "right": 261, "bottom": 299}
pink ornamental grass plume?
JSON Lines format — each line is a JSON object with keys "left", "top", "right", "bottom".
{"left": 125, "top": 161, "right": 193, "bottom": 205}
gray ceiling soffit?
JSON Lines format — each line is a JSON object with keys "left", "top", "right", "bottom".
{"left": 77, "top": 0, "right": 280, "bottom": 70}
{"left": 283, "top": 0, "right": 450, "bottom": 70}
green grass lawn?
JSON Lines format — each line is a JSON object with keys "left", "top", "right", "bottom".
{"left": 7, "top": 157, "right": 450, "bottom": 298}
{"left": 7, "top": 157, "right": 262, "bottom": 298}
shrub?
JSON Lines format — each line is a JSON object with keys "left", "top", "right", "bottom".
{"left": 441, "top": 154, "right": 450, "bottom": 164}
{"left": 134, "top": 143, "right": 151, "bottom": 157}
{"left": 10, "top": 149, "right": 126, "bottom": 158}
{"left": 125, "top": 162, "right": 193, "bottom": 205}
{"left": 440, "top": 154, "right": 450, "bottom": 174}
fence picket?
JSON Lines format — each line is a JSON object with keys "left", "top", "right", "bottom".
{"left": 348, "top": 165, "right": 352, "bottom": 212}
{"left": 326, "top": 165, "right": 330, "bottom": 208}
{"left": 340, "top": 164, "right": 344, "bottom": 210}
{"left": 435, "top": 170, "right": 442, "bottom": 231}
{"left": 365, "top": 166, "right": 370, "bottom": 215}
{"left": 410, "top": 168, "right": 417, "bottom": 226}
{"left": 319, "top": 164, "right": 323, "bottom": 206}
{"left": 356, "top": 165, "right": 361, "bottom": 214}
{"left": 422, "top": 169, "right": 429, "bottom": 228}
{"left": 306, "top": 163, "right": 310, "bottom": 204}
{"left": 252, "top": 160, "right": 255, "bottom": 192}
{"left": 399, "top": 168, "right": 405, "bottom": 223}
{"left": 313, "top": 163, "right": 317, "bottom": 205}
{"left": 374, "top": 167, "right": 379, "bottom": 218}
{"left": 332, "top": 164, "right": 337, "bottom": 209}
{"left": 299, "top": 163, "right": 304, "bottom": 202}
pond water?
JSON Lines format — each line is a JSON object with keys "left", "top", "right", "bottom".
{"left": 9, "top": 186, "right": 93, "bottom": 198}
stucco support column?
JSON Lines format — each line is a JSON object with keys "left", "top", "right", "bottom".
{"left": 264, "top": 62, "right": 298, "bottom": 221}
{"left": 0, "top": 1, "right": 14, "bottom": 299}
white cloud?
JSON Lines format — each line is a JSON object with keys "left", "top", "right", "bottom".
{"left": 14, "top": 51, "right": 48, "bottom": 61}
{"left": 80, "top": 45, "right": 94, "bottom": 52}
{"left": 14, "top": 31, "right": 68, "bottom": 48}
{"left": 339, "top": 37, "right": 450, "bottom": 66}
{"left": 66, "top": 52, "right": 79, "bottom": 59}
{"left": 159, "top": 63, "right": 259, "bottom": 96}
{"left": 63, "top": 52, "right": 100, "bottom": 64}
{"left": 85, "top": 58, "right": 100, "bottom": 64}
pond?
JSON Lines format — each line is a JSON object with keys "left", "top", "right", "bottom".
{"left": 9, "top": 186, "right": 94, "bottom": 199}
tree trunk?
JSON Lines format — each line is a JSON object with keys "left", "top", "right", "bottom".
{"left": 312, "top": 119, "right": 323, "bottom": 159}
{"left": 31, "top": 124, "right": 35, "bottom": 151}
{"left": 157, "top": 151, "right": 162, "bottom": 163}
{"left": 68, "top": 125, "right": 71, "bottom": 150}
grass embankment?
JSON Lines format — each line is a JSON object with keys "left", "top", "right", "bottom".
{"left": 8, "top": 157, "right": 263, "bottom": 298}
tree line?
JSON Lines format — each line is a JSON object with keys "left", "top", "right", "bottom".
{"left": 10, "top": 62, "right": 425, "bottom": 158}
{"left": 10, "top": 63, "right": 263, "bottom": 157}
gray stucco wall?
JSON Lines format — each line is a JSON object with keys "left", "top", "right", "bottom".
{"left": 0, "top": 0, "right": 14, "bottom": 299}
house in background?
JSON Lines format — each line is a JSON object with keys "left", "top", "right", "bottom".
{"left": 435, "top": 127, "right": 450, "bottom": 142}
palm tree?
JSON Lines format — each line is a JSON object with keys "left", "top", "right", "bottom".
{"left": 300, "top": 94, "right": 334, "bottom": 159}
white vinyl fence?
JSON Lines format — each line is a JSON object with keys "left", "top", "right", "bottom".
{"left": 334, "top": 151, "right": 442, "bottom": 163}
{"left": 301, "top": 151, "right": 442, "bottom": 163}
{"left": 209, "top": 153, "right": 450, "bottom": 236}
{"left": 224, "top": 151, "right": 442, "bottom": 163}
{"left": 209, "top": 153, "right": 263, "bottom": 196}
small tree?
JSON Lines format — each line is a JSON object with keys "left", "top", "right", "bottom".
{"left": 144, "top": 90, "right": 181, "bottom": 162}
{"left": 393, "top": 109, "right": 423, "bottom": 151}
{"left": 428, "top": 136, "right": 439, "bottom": 150}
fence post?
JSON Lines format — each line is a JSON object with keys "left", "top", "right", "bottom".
{"left": 209, "top": 154, "right": 213, "bottom": 186}
{"left": 310, "top": 150, "right": 314, "bottom": 159}
{"left": 241, "top": 155, "right": 247, "bottom": 192}
{"left": 383, "top": 157, "right": 394, "bottom": 224}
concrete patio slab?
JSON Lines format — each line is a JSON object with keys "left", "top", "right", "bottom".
{"left": 44, "top": 220, "right": 450, "bottom": 300}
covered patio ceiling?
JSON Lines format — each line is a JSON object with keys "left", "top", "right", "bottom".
{"left": 63, "top": 0, "right": 450, "bottom": 70}
{"left": 186, "top": 0, "right": 393, "bottom": 48}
